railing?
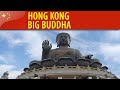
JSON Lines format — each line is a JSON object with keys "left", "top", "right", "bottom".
{"left": 17, "top": 65, "right": 116, "bottom": 79}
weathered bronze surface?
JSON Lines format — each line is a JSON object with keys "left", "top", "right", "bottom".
{"left": 42, "top": 33, "right": 82, "bottom": 61}
{"left": 28, "top": 33, "right": 105, "bottom": 69}
{"left": 0, "top": 71, "right": 9, "bottom": 79}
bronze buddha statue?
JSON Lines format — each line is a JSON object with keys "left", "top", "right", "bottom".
{"left": 20, "top": 33, "right": 118, "bottom": 79}
{"left": 42, "top": 33, "right": 82, "bottom": 61}
{"left": 29, "top": 32, "right": 103, "bottom": 69}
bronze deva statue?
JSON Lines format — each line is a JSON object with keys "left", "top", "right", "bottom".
{"left": 42, "top": 33, "right": 82, "bottom": 61}
{"left": 1, "top": 71, "right": 9, "bottom": 79}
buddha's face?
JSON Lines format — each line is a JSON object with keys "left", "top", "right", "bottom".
{"left": 59, "top": 34, "right": 68, "bottom": 45}
{"left": 57, "top": 33, "right": 71, "bottom": 47}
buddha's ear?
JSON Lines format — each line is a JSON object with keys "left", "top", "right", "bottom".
{"left": 68, "top": 40, "right": 70, "bottom": 47}
{"left": 67, "top": 37, "right": 71, "bottom": 47}
{"left": 57, "top": 43, "right": 59, "bottom": 47}
{"left": 57, "top": 38, "right": 60, "bottom": 47}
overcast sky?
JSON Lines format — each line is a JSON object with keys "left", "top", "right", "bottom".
{"left": 0, "top": 30, "right": 120, "bottom": 79}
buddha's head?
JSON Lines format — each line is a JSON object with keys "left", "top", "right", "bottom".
{"left": 56, "top": 33, "right": 71, "bottom": 47}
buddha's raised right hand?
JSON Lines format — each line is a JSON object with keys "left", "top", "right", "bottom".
{"left": 42, "top": 40, "right": 52, "bottom": 51}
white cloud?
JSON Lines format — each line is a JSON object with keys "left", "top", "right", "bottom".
{"left": 19, "top": 31, "right": 54, "bottom": 60}
{"left": 0, "top": 64, "right": 15, "bottom": 74}
{"left": 0, "top": 54, "right": 16, "bottom": 64}
{"left": 105, "top": 31, "right": 120, "bottom": 41}
{"left": 0, "top": 31, "right": 23, "bottom": 47}
{"left": 9, "top": 70, "right": 23, "bottom": 79}
{"left": 115, "top": 74, "right": 120, "bottom": 79}
{"left": 20, "top": 32, "right": 44, "bottom": 60}
{"left": 0, "top": 56, "right": 5, "bottom": 63}
{"left": 0, "top": 31, "right": 52, "bottom": 60}
{"left": 99, "top": 43, "right": 120, "bottom": 63}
